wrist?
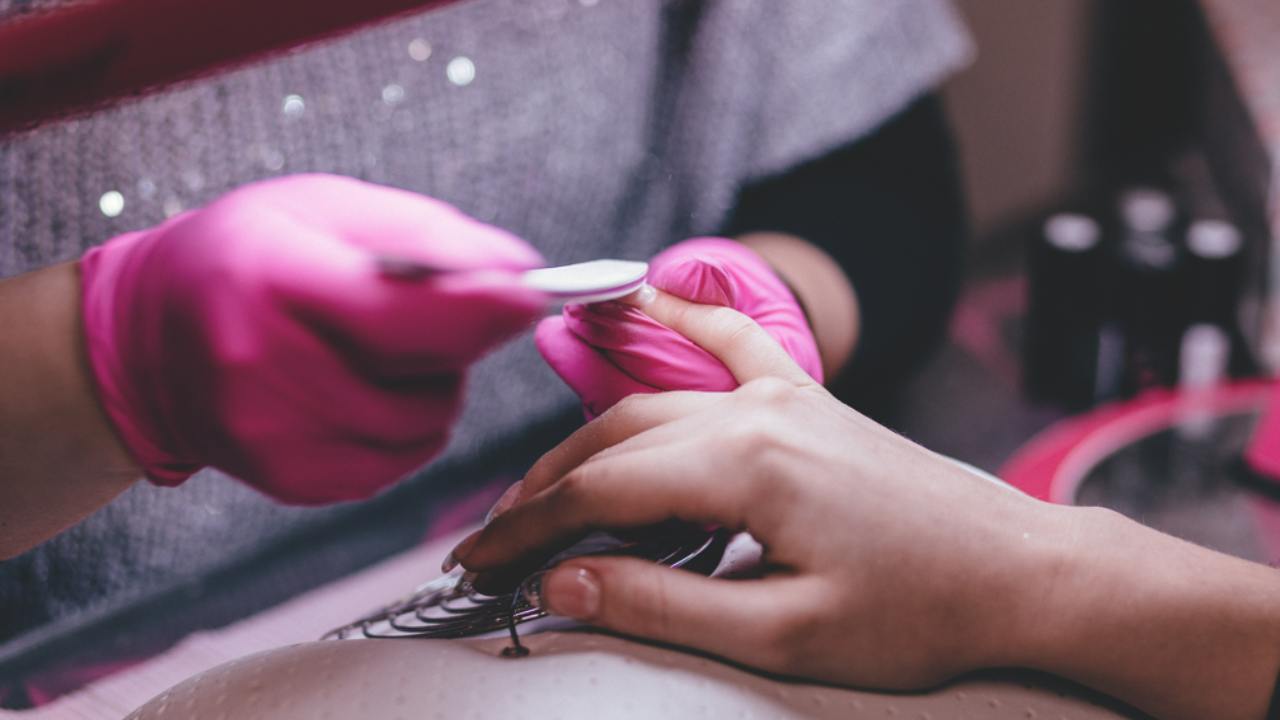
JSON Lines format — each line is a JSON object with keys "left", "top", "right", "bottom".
{"left": 1011, "top": 505, "right": 1280, "bottom": 720}
{"left": 985, "top": 503, "right": 1112, "bottom": 670}
{"left": 80, "top": 234, "right": 204, "bottom": 486}
{"left": 735, "top": 232, "right": 859, "bottom": 383}
{"left": 935, "top": 498, "right": 1087, "bottom": 674}
{"left": 0, "top": 262, "right": 141, "bottom": 557}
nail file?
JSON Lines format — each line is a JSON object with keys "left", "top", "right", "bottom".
{"left": 519, "top": 259, "right": 648, "bottom": 303}
{"left": 378, "top": 256, "right": 649, "bottom": 304}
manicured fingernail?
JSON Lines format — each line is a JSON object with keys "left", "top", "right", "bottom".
{"left": 442, "top": 529, "right": 482, "bottom": 573}
{"left": 484, "top": 481, "right": 524, "bottom": 526}
{"left": 541, "top": 567, "right": 601, "bottom": 620}
{"left": 620, "top": 283, "right": 656, "bottom": 308}
{"left": 441, "top": 550, "right": 461, "bottom": 573}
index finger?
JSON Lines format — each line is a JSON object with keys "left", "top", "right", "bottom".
{"left": 461, "top": 421, "right": 753, "bottom": 592}
{"left": 630, "top": 289, "right": 824, "bottom": 391}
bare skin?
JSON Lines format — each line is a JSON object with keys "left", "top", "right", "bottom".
{"left": 0, "top": 262, "right": 141, "bottom": 559}
{"left": 737, "top": 231, "right": 859, "bottom": 383}
{"left": 457, "top": 291, "right": 1280, "bottom": 720}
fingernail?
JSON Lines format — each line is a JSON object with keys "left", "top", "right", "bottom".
{"left": 441, "top": 550, "right": 461, "bottom": 573}
{"left": 620, "top": 283, "right": 656, "bottom": 308}
{"left": 442, "top": 529, "right": 482, "bottom": 573}
{"left": 540, "top": 567, "right": 601, "bottom": 620}
{"left": 484, "top": 481, "right": 524, "bottom": 526}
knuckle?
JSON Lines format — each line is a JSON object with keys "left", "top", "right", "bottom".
{"left": 589, "top": 562, "right": 668, "bottom": 636}
{"left": 609, "top": 392, "right": 649, "bottom": 417}
{"left": 547, "top": 466, "right": 593, "bottom": 506}
{"left": 717, "top": 310, "right": 760, "bottom": 346}
{"left": 738, "top": 376, "right": 797, "bottom": 403}
{"left": 629, "top": 568, "right": 677, "bottom": 637}
{"left": 754, "top": 605, "right": 827, "bottom": 671}
{"left": 720, "top": 417, "right": 777, "bottom": 460}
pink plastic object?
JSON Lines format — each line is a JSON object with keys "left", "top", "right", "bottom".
{"left": 536, "top": 237, "right": 822, "bottom": 418}
{"left": 999, "top": 383, "right": 1271, "bottom": 503}
{"left": 1245, "top": 385, "right": 1280, "bottom": 481}
{"left": 80, "top": 174, "right": 546, "bottom": 505}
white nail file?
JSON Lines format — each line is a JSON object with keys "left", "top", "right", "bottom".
{"left": 519, "top": 259, "right": 648, "bottom": 303}
{"left": 379, "top": 256, "right": 648, "bottom": 304}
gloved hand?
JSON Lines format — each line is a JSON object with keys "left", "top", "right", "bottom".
{"left": 80, "top": 174, "right": 547, "bottom": 504}
{"left": 536, "top": 237, "right": 821, "bottom": 418}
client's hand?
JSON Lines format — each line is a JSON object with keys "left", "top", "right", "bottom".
{"left": 458, "top": 290, "right": 1280, "bottom": 720}
{"left": 80, "top": 174, "right": 546, "bottom": 504}
{"left": 535, "top": 237, "right": 821, "bottom": 418}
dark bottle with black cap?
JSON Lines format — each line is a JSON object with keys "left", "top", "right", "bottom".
{"left": 1113, "top": 187, "right": 1185, "bottom": 397}
{"left": 1182, "top": 218, "right": 1252, "bottom": 378}
{"left": 1024, "top": 212, "right": 1106, "bottom": 410}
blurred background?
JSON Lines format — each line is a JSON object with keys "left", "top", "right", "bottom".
{"left": 897, "top": 0, "right": 1279, "bottom": 469}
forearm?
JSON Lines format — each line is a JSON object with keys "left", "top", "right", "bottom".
{"left": 1016, "top": 506, "right": 1280, "bottom": 720}
{"left": 737, "top": 231, "right": 860, "bottom": 382}
{"left": 0, "top": 262, "right": 140, "bottom": 559}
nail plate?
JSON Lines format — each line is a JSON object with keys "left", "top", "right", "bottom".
{"left": 620, "top": 283, "right": 656, "bottom": 308}
{"left": 541, "top": 567, "right": 601, "bottom": 620}
{"left": 441, "top": 528, "right": 482, "bottom": 573}
{"left": 484, "top": 481, "right": 524, "bottom": 526}
{"left": 441, "top": 550, "right": 460, "bottom": 574}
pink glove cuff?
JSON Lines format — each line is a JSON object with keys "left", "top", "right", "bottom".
{"left": 81, "top": 232, "right": 203, "bottom": 486}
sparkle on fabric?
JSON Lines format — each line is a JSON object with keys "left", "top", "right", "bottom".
{"left": 283, "top": 94, "right": 306, "bottom": 119}
{"left": 262, "top": 148, "right": 285, "bottom": 171}
{"left": 382, "top": 84, "right": 405, "bottom": 105}
{"left": 183, "top": 169, "right": 205, "bottom": 192}
{"left": 446, "top": 57, "right": 476, "bottom": 86}
{"left": 99, "top": 191, "right": 125, "bottom": 217}
{"left": 392, "top": 109, "right": 414, "bottom": 133}
{"left": 408, "top": 38, "right": 432, "bottom": 62}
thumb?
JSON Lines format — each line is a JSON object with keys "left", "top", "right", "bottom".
{"left": 534, "top": 556, "right": 807, "bottom": 668}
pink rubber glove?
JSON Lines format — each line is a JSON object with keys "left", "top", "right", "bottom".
{"left": 81, "top": 174, "right": 547, "bottom": 505}
{"left": 536, "top": 237, "right": 821, "bottom": 419}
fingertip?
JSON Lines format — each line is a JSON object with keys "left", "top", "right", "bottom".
{"left": 539, "top": 564, "right": 603, "bottom": 621}
{"left": 425, "top": 271, "right": 548, "bottom": 342}
{"left": 485, "top": 480, "right": 525, "bottom": 526}
{"left": 536, "top": 556, "right": 749, "bottom": 651}
{"left": 618, "top": 283, "right": 657, "bottom": 309}
{"left": 534, "top": 314, "right": 573, "bottom": 354}
{"left": 650, "top": 255, "right": 737, "bottom": 307}
{"left": 536, "top": 311, "right": 661, "bottom": 417}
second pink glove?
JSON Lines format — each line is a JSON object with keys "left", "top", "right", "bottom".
{"left": 536, "top": 237, "right": 822, "bottom": 418}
